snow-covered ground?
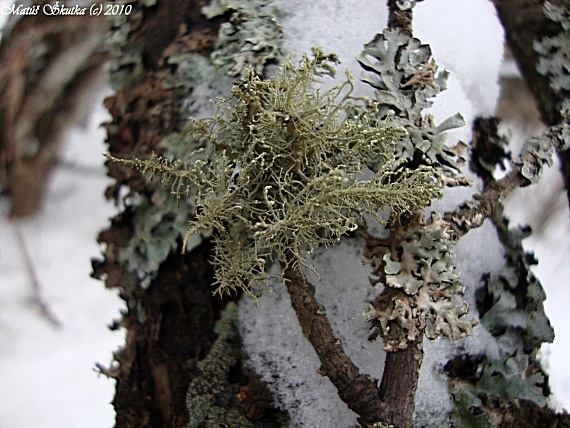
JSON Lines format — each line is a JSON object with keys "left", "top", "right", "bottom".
{"left": 0, "top": 0, "right": 569, "bottom": 426}
{"left": 0, "top": 98, "right": 124, "bottom": 428}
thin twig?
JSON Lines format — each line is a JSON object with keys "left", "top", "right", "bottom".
{"left": 281, "top": 251, "right": 387, "bottom": 427}
{"left": 12, "top": 221, "right": 63, "bottom": 328}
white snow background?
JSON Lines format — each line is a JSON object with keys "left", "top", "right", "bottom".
{"left": 0, "top": 0, "right": 568, "bottom": 426}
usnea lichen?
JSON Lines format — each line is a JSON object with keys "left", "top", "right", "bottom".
{"left": 107, "top": 46, "right": 442, "bottom": 297}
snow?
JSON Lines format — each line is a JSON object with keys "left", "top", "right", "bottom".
{"left": 240, "top": 0, "right": 570, "bottom": 426}
{"left": 239, "top": 239, "right": 385, "bottom": 427}
{"left": 414, "top": 0, "right": 504, "bottom": 117}
{"left": 0, "top": 0, "right": 569, "bottom": 426}
{"left": 0, "top": 94, "right": 124, "bottom": 428}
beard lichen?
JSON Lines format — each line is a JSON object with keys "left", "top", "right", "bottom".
{"left": 106, "top": 46, "right": 442, "bottom": 298}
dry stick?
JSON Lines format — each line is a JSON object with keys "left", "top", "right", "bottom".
{"left": 13, "top": 221, "right": 62, "bottom": 328}
{"left": 444, "top": 169, "right": 526, "bottom": 240}
{"left": 282, "top": 250, "right": 424, "bottom": 427}
{"left": 280, "top": 252, "right": 386, "bottom": 427}
{"left": 445, "top": 113, "right": 568, "bottom": 237}
{"left": 379, "top": 337, "right": 423, "bottom": 428}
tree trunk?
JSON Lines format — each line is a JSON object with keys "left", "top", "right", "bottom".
{"left": 0, "top": 12, "right": 106, "bottom": 217}
{"left": 92, "top": 1, "right": 283, "bottom": 426}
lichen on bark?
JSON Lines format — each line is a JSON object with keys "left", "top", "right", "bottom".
{"left": 107, "top": 46, "right": 441, "bottom": 297}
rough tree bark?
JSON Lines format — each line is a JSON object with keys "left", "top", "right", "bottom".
{"left": 92, "top": 2, "right": 282, "bottom": 426}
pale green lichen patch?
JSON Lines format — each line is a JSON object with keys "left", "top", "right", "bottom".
{"left": 357, "top": 29, "right": 469, "bottom": 186}
{"left": 117, "top": 188, "right": 194, "bottom": 289}
{"left": 186, "top": 302, "right": 254, "bottom": 428}
{"left": 203, "top": 0, "right": 284, "bottom": 77}
{"left": 107, "top": 47, "right": 442, "bottom": 297}
{"left": 105, "top": 0, "right": 151, "bottom": 90}
{"left": 535, "top": 2, "right": 570, "bottom": 95}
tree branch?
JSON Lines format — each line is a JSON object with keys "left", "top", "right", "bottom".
{"left": 492, "top": 0, "right": 570, "bottom": 208}
{"left": 387, "top": 0, "right": 414, "bottom": 32}
{"left": 282, "top": 250, "right": 421, "bottom": 427}
{"left": 378, "top": 337, "right": 423, "bottom": 428}
{"left": 13, "top": 220, "right": 62, "bottom": 327}
{"left": 444, "top": 122, "right": 568, "bottom": 239}
{"left": 281, "top": 252, "right": 385, "bottom": 427}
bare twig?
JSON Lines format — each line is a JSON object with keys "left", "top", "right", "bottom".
{"left": 281, "top": 252, "right": 384, "bottom": 427}
{"left": 12, "top": 221, "right": 62, "bottom": 328}
{"left": 282, "top": 249, "right": 423, "bottom": 427}
{"left": 387, "top": 0, "right": 414, "bottom": 32}
{"left": 445, "top": 122, "right": 568, "bottom": 239}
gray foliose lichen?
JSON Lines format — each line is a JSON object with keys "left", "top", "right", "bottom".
{"left": 534, "top": 2, "right": 570, "bottom": 97}
{"left": 203, "top": 0, "right": 284, "bottom": 77}
{"left": 358, "top": 29, "right": 476, "bottom": 351}
{"left": 518, "top": 115, "right": 570, "bottom": 184}
{"left": 364, "top": 214, "right": 478, "bottom": 352}
{"left": 448, "top": 220, "right": 554, "bottom": 427}
{"left": 106, "top": 0, "right": 153, "bottom": 90}
{"left": 357, "top": 29, "right": 469, "bottom": 185}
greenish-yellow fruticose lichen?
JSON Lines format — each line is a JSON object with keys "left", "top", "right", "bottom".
{"left": 106, "top": 47, "right": 442, "bottom": 297}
